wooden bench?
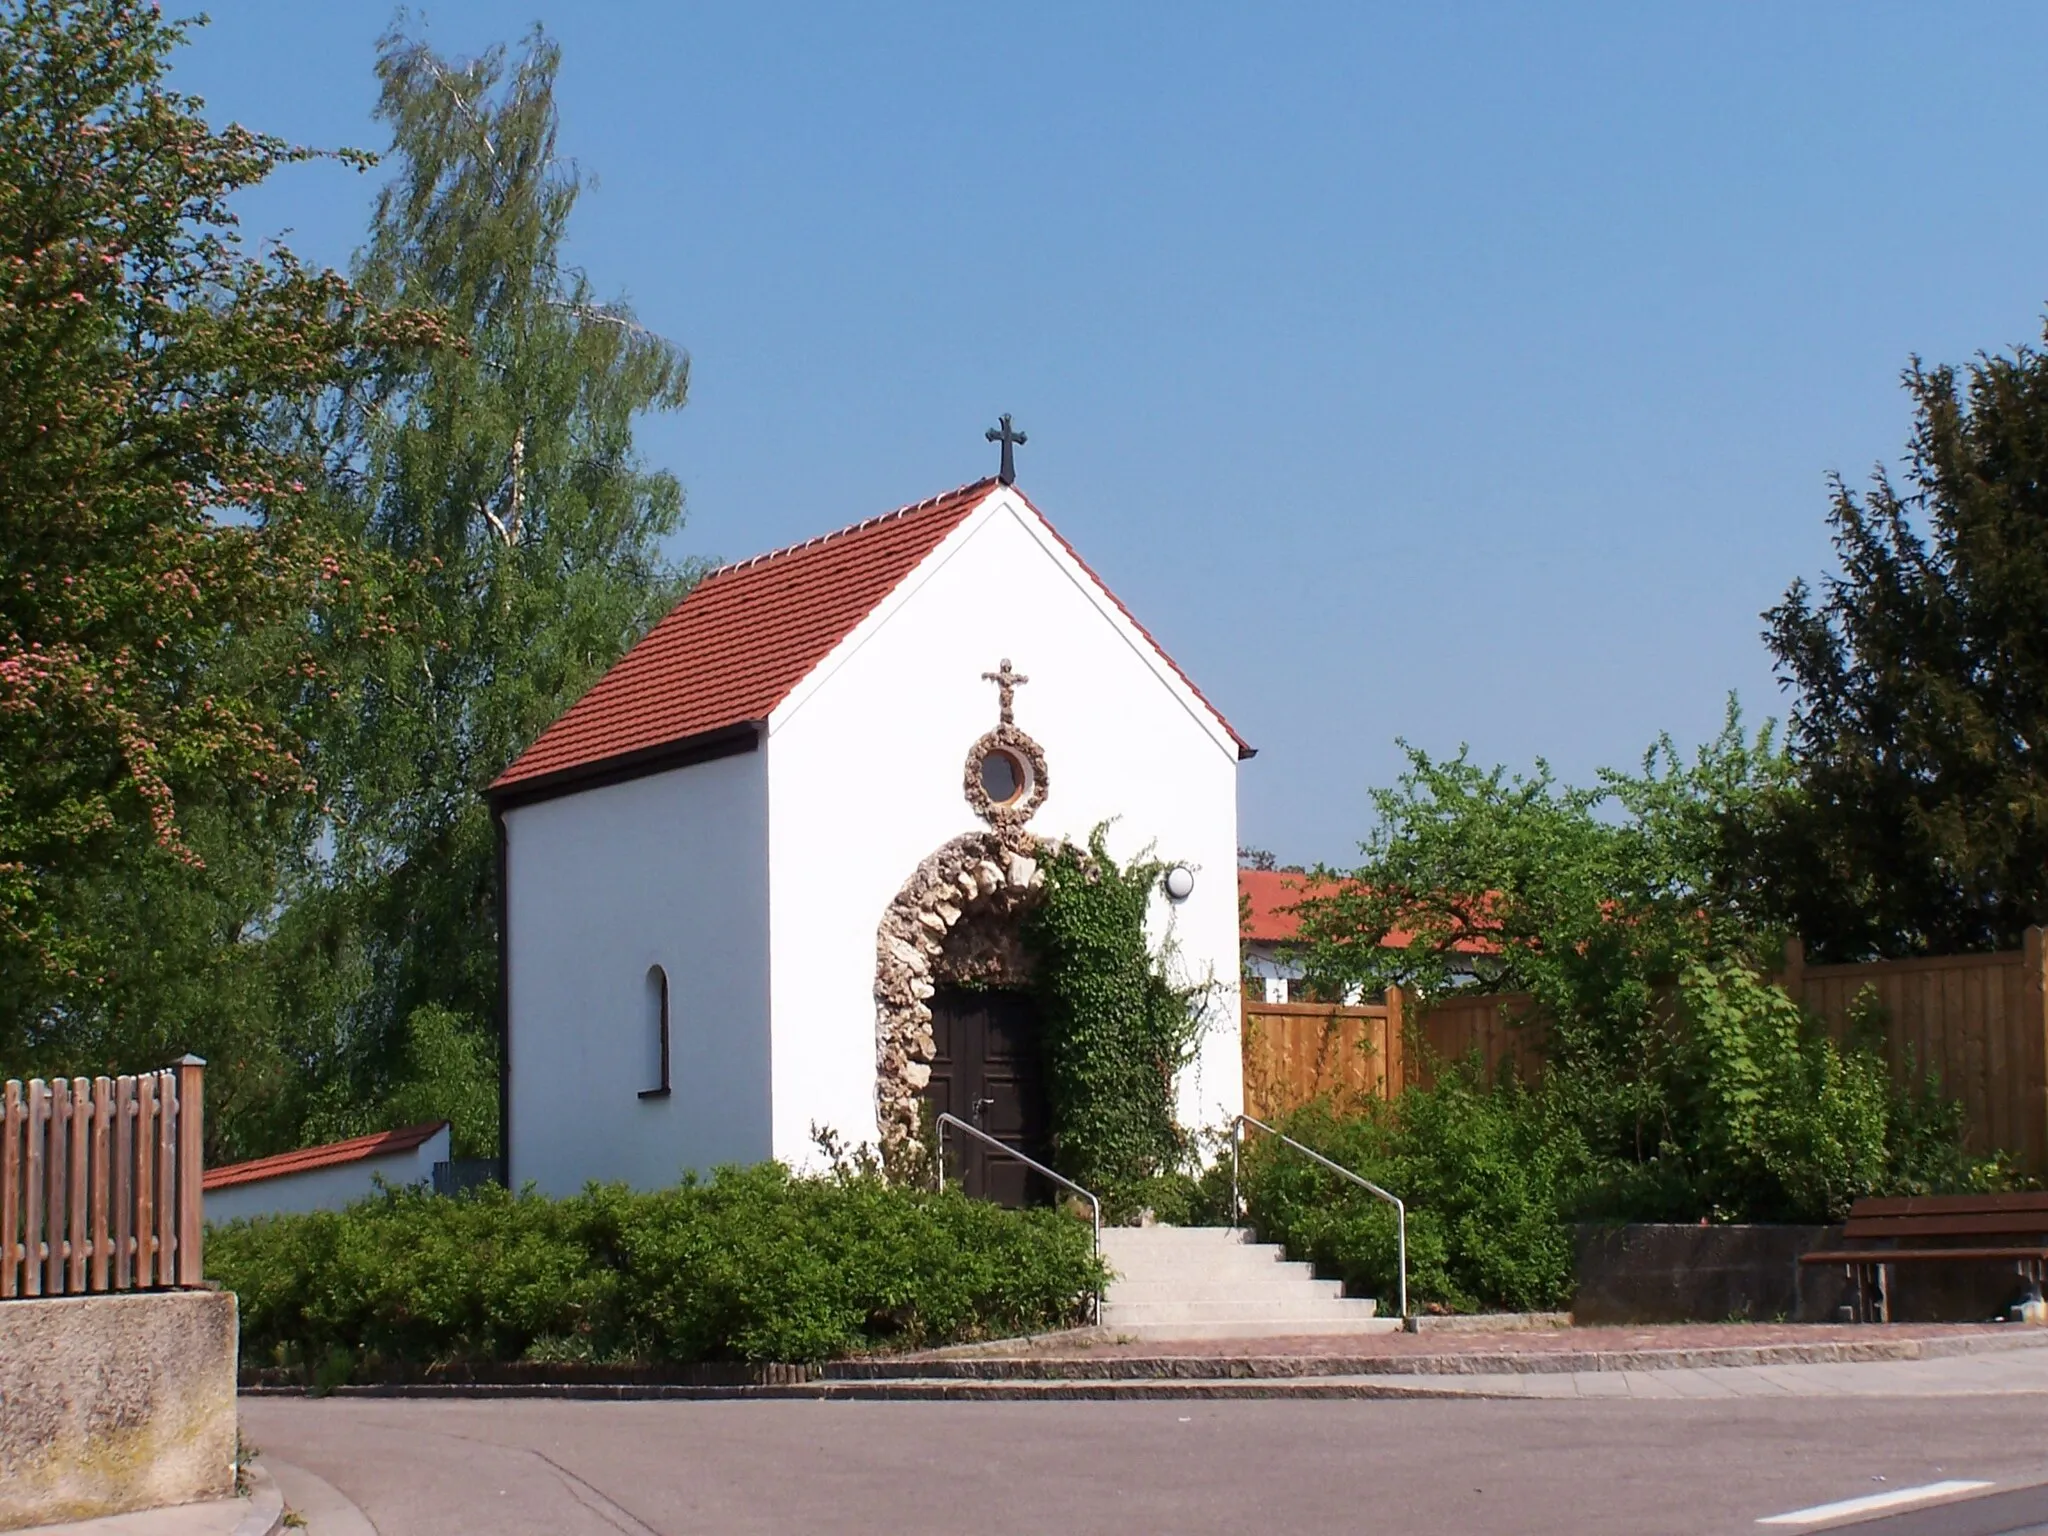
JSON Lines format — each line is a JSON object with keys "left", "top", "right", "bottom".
{"left": 1800, "top": 1193, "right": 2048, "bottom": 1322}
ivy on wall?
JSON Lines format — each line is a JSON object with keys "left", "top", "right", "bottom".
{"left": 1023, "top": 829, "right": 1208, "bottom": 1200}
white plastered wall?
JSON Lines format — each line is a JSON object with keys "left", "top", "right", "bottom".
{"left": 503, "top": 748, "right": 772, "bottom": 1195}
{"left": 764, "top": 488, "right": 1244, "bottom": 1164}
{"left": 203, "top": 1126, "right": 451, "bottom": 1226}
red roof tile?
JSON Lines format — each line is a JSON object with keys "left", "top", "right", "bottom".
{"left": 1239, "top": 868, "right": 1498, "bottom": 953}
{"left": 203, "top": 1121, "right": 448, "bottom": 1191}
{"left": 1241, "top": 868, "right": 1341, "bottom": 944}
{"left": 493, "top": 479, "right": 1251, "bottom": 794}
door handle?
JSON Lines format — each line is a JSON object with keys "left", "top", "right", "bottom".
{"left": 973, "top": 1096, "right": 995, "bottom": 1127}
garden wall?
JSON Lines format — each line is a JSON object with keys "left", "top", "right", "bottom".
{"left": 0, "top": 1290, "right": 237, "bottom": 1530}
{"left": 1573, "top": 1224, "right": 2034, "bottom": 1325}
{"left": 1573, "top": 1224, "right": 1848, "bottom": 1324}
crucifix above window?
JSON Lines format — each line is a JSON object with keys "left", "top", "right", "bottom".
{"left": 963, "top": 658, "right": 1048, "bottom": 831}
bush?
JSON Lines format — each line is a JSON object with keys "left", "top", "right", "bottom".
{"left": 210, "top": 1162, "right": 1104, "bottom": 1375}
{"left": 1237, "top": 971, "right": 2019, "bottom": 1316}
{"left": 1238, "top": 1077, "right": 1582, "bottom": 1315}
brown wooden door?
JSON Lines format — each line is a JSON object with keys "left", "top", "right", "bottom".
{"left": 924, "top": 986, "right": 1052, "bottom": 1207}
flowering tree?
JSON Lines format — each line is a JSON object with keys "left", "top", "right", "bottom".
{"left": 0, "top": 1, "right": 434, "bottom": 1056}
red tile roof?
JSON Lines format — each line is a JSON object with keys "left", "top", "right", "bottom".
{"left": 493, "top": 479, "right": 1251, "bottom": 794}
{"left": 1240, "top": 868, "right": 1342, "bottom": 944}
{"left": 1239, "top": 868, "right": 1497, "bottom": 953}
{"left": 202, "top": 1121, "right": 448, "bottom": 1191}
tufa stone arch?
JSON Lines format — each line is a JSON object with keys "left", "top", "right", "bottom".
{"left": 872, "top": 829, "right": 1052, "bottom": 1153}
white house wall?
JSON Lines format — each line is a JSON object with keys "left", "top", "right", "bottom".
{"left": 503, "top": 748, "right": 771, "bottom": 1195}
{"left": 765, "top": 491, "right": 1244, "bottom": 1163}
{"left": 203, "top": 1126, "right": 450, "bottom": 1225}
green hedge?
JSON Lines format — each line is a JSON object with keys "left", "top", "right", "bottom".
{"left": 1239, "top": 1081, "right": 1581, "bottom": 1315}
{"left": 210, "top": 1162, "right": 1104, "bottom": 1375}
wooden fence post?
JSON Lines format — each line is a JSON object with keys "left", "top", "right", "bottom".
{"left": 1781, "top": 936, "right": 1806, "bottom": 1004}
{"left": 2028, "top": 927, "right": 2048, "bottom": 1180}
{"left": 90, "top": 1076, "right": 112, "bottom": 1291}
{"left": 156, "top": 1069, "right": 177, "bottom": 1288}
{"left": 1384, "top": 985, "right": 1407, "bottom": 1097}
{"left": 113, "top": 1076, "right": 134, "bottom": 1290}
{"left": 46, "top": 1077, "right": 69, "bottom": 1295}
{"left": 1, "top": 1079, "right": 18, "bottom": 1298}
{"left": 24, "top": 1080, "right": 45, "bottom": 1297}
{"left": 175, "top": 1057, "right": 205, "bottom": 1287}
{"left": 67, "top": 1076, "right": 89, "bottom": 1292}
{"left": 134, "top": 1075, "right": 155, "bottom": 1287}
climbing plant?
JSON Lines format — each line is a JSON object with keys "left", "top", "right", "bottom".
{"left": 1023, "top": 830, "right": 1209, "bottom": 1203}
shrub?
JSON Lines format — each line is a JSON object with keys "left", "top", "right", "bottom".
{"left": 1238, "top": 1077, "right": 1583, "bottom": 1315}
{"left": 1237, "top": 971, "right": 2017, "bottom": 1315}
{"left": 210, "top": 1162, "right": 1103, "bottom": 1375}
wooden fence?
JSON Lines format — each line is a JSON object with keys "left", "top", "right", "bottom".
{"left": 1241, "top": 993, "right": 1406, "bottom": 1121}
{"left": 1, "top": 1057, "right": 205, "bottom": 1299}
{"left": 1785, "top": 930, "right": 2048, "bottom": 1176}
{"left": 1241, "top": 989, "right": 1542, "bottom": 1120}
{"left": 1407, "top": 989, "right": 1544, "bottom": 1090}
{"left": 1239, "top": 927, "right": 2048, "bottom": 1177}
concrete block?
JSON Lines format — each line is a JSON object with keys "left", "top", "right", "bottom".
{"left": 0, "top": 1290, "right": 237, "bottom": 1531}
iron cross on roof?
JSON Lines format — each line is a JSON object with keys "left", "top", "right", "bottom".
{"left": 985, "top": 414, "right": 1027, "bottom": 485}
{"left": 982, "top": 658, "right": 1028, "bottom": 725}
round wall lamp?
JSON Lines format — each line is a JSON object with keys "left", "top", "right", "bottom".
{"left": 1162, "top": 864, "right": 1196, "bottom": 902}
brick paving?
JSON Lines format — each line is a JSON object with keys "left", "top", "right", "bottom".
{"left": 910, "top": 1319, "right": 2019, "bottom": 1361}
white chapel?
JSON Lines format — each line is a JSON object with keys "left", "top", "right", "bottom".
{"left": 488, "top": 475, "right": 1252, "bottom": 1198}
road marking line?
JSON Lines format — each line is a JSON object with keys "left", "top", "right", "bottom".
{"left": 1758, "top": 1480, "right": 1994, "bottom": 1526}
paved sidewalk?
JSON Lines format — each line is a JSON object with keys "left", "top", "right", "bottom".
{"left": 1280, "top": 1340, "right": 2048, "bottom": 1399}
{"left": 11, "top": 1466, "right": 282, "bottom": 1536}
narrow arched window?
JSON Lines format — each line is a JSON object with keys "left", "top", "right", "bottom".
{"left": 639, "top": 964, "right": 671, "bottom": 1099}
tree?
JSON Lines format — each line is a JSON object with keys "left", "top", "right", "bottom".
{"left": 1764, "top": 331, "right": 2048, "bottom": 960}
{"left": 0, "top": 0, "right": 429, "bottom": 1075}
{"left": 1293, "top": 703, "right": 1791, "bottom": 1054}
{"left": 1290, "top": 716, "right": 1983, "bottom": 1222}
{"left": 296, "top": 28, "right": 696, "bottom": 1152}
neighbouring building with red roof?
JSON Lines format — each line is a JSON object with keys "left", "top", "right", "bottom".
{"left": 488, "top": 479, "right": 1252, "bottom": 1198}
{"left": 1240, "top": 867, "right": 1340, "bottom": 1003}
{"left": 202, "top": 1121, "right": 451, "bottom": 1225}
{"left": 1239, "top": 868, "right": 1492, "bottom": 1003}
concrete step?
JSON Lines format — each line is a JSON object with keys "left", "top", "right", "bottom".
{"left": 1105, "top": 1278, "right": 1347, "bottom": 1305}
{"left": 1101, "top": 1297, "right": 1381, "bottom": 1324}
{"left": 1104, "top": 1256, "right": 1314, "bottom": 1283}
{"left": 1094, "top": 1224, "right": 1393, "bottom": 1340}
{"left": 1098, "top": 1317, "right": 1404, "bottom": 1341}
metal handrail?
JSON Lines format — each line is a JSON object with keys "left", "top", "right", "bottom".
{"left": 934, "top": 1112, "right": 1104, "bottom": 1317}
{"left": 1230, "top": 1113, "right": 1408, "bottom": 1322}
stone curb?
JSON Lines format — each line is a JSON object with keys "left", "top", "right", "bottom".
{"left": 236, "top": 1328, "right": 2048, "bottom": 1401}
{"left": 233, "top": 1465, "right": 284, "bottom": 1536}
{"left": 241, "top": 1377, "right": 1492, "bottom": 1402}
{"left": 824, "top": 1328, "right": 2048, "bottom": 1381}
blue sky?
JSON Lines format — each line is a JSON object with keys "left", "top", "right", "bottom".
{"left": 171, "top": 3, "right": 2048, "bottom": 867}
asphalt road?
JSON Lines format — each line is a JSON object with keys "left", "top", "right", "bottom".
{"left": 241, "top": 1394, "right": 2048, "bottom": 1536}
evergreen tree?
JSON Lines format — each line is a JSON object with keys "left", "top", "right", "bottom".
{"left": 299, "top": 28, "right": 695, "bottom": 1151}
{"left": 1764, "top": 331, "right": 2048, "bottom": 960}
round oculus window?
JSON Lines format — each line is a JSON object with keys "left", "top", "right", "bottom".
{"left": 979, "top": 747, "right": 1029, "bottom": 805}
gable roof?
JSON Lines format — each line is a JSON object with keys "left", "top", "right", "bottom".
{"left": 492, "top": 479, "right": 1251, "bottom": 800}
{"left": 202, "top": 1121, "right": 448, "bottom": 1192}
